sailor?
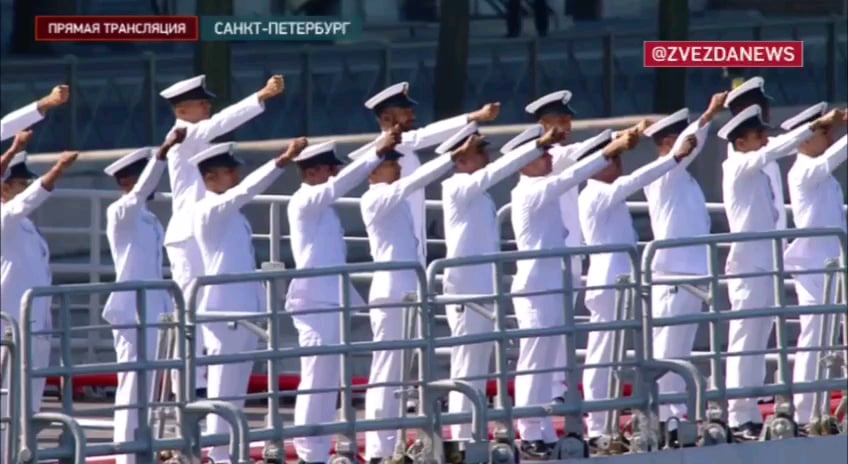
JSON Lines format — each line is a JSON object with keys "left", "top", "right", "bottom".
{"left": 524, "top": 90, "right": 588, "bottom": 402}
{"left": 159, "top": 74, "right": 285, "bottom": 395}
{"left": 286, "top": 129, "right": 402, "bottom": 464}
{"left": 718, "top": 104, "right": 840, "bottom": 439}
{"left": 579, "top": 123, "right": 696, "bottom": 445}
{"left": 1, "top": 130, "right": 34, "bottom": 180}
{"left": 780, "top": 104, "right": 848, "bottom": 427}
{"left": 1, "top": 85, "right": 69, "bottom": 142}
{"left": 357, "top": 128, "right": 463, "bottom": 463}
{"left": 190, "top": 138, "right": 307, "bottom": 463}
{"left": 364, "top": 82, "right": 500, "bottom": 266}
{"left": 724, "top": 77, "right": 787, "bottom": 234}
{"left": 102, "top": 128, "right": 185, "bottom": 464}
{"left": 640, "top": 92, "right": 726, "bottom": 437}
{"left": 440, "top": 121, "right": 556, "bottom": 442}
{"left": 1, "top": 148, "right": 78, "bottom": 414}
{"left": 509, "top": 125, "right": 635, "bottom": 458}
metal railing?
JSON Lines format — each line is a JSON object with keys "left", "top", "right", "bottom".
{"left": 2, "top": 17, "right": 844, "bottom": 151}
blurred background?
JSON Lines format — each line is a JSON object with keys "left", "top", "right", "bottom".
{"left": 1, "top": 0, "right": 846, "bottom": 152}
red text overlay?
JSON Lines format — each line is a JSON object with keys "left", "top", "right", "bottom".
{"left": 35, "top": 16, "right": 199, "bottom": 42}
{"left": 643, "top": 41, "right": 803, "bottom": 68}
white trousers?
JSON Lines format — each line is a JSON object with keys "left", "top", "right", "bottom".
{"left": 651, "top": 282, "right": 701, "bottom": 423}
{"left": 289, "top": 301, "right": 342, "bottom": 463}
{"left": 512, "top": 294, "right": 564, "bottom": 443}
{"left": 792, "top": 272, "right": 837, "bottom": 424}
{"left": 726, "top": 275, "right": 775, "bottom": 427}
{"left": 583, "top": 291, "right": 619, "bottom": 438}
{"left": 445, "top": 302, "right": 494, "bottom": 440}
{"left": 165, "top": 242, "right": 207, "bottom": 390}
{"left": 111, "top": 327, "right": 158, "bottom": 464}
{"left": 365, "top": 302, "right": 407, "bottom": 460}
{"left": 202, "top": 321, "right": 257, "bottom": 462}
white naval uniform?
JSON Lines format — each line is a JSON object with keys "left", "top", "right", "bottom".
{"left": 722, "top": 123, "right": 814, "bottom": 427}
{"left": 511, "top": 151, "right": 611, "bottom": 443}
{"left": 393, "top": 115, "right": 470, "bottom": 265}
{"left": 579, "top": 154, "right": 681, "bottom": 438}
{"left": 165, "top": 94, "right": 266, "bottom": 389}
{"left": 785, "top": 135, "right": 847, "bottom": 424}
{"left": 286, "top": 147, "right": 382, "bottom": 463}
{"left": 0, "top": 180, "right": 53, "bottom": 413}
{"left": 361, "top": 154, "right": 456, "bottom": 459}
{"left": 193, "top": 160, "right": 284, "bottom": 462}
{"left": 104, "top": 158, "right": 171, "bottom": 464}
{"left": 727, "top": 141, "right": 788, "bottom": 231}
{"left": 547, "top": 140, "right": 592, "bottom": 398}
{"left": 1, "top": 102, "right": 44, "bottom": 142}
{"left": 441, "top": 140, "right": 543, "bottom": 440}
{"left": 642, "top": 120, "right": 711, "bottom": 424}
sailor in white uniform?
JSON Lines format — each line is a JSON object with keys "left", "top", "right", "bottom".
{"left": 190, "top": 138, "right": 306, "bottom": 463}
{"left": 718, "top": 104, "right": 839, "bottom": 438}
{"left": 509, "top": 125, "right": 634, "bottom": 458}
{"left": 524, "top": 90, "right": 589, "bottom": 402}
{"left": 364, "top": 82, "right": 500, "bottom": 266}
{"left": 1, "top": 84, "right": 69, "bottom": 142}
{"left": 102, "top": 128, "right": 185, "bottom": 464}
{"left": 1, "top": 130, "right": 34, "bottom": 180}
{"left": 724, "top": 77, "right": 788, "bottom": 234}
{"left": 1, "top": 149, "right": 78, "bottom": 414}
{"left": 159, "top": 74, "right": 285, "bottom": 394}
{"left": 286, "top": 130, "right": 401, "bottom": 464}
{"left": 357, "top": 132, "right": 462, "bottom": 463}
{"left": 780, "top": 104, "right": 848, "bottom": 426}
{"left": 440, "top": 122, "right": 548, "bottom": 441}
{"left": 579, "top": 124, "right": 696, "bottom": 443}
{"left": 640, "top": 92, "right": 726, "bottom": 434}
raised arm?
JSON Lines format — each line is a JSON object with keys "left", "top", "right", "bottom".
{"left": 453, "top": 140, "right": 543, "bottom": 201}
{"left": 730, "top": 117, "right": 827, "bottom": 176}
{"left": 530, "top": 150, "right": 611, "bottom": 208}
{"left": 189, "top": 75, "right": 284, "bottom": 143}
{"left": 550, "top": 138, "right": 592, "bottom": 174}
{"left": 3, "top": 151, "right": 77, "bottom": 220}
{"left": 0, "top": 86, "right": 69, "bottom": 142}
{"left": 792, "top": 134, "right": 848, "bottom": 188}
{"left": 202, "top": 137, "right": 306, "bottom": 220}
{"left": 605, "top": 154, "right": 678, "bottom": 207}
{"left": 402, "top": 102, "right": 501, "bottom": 150}
{"left": 367, "top": 154, "right": 454, "bottom": 217}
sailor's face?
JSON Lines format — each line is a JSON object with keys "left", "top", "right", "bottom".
{"left": 539, "top": 114, "right": 572, "bottom": 140}
{"left": 303, "top": 164, "right": 337, "bottom": 185}
{"left": 801, "top": 126, "right": 833, "bottom": 157}
{"left": 1, "top": 178, "right": 31, "bottom": 202}
{"left": 387, "top": 107, "right": 416, "bottom": 131}
{"left": 656, "top": 134, "right": 677, "bottom": 156}
{"left": 736, "top": 128, "right": 769, "bottom": 152}
{"left": 454, "top": 146, "right": 489, "bottom": 173}
{"left": 205, "top": 166, "right": 240, "bottom": 193}
{"left": 175, "top": 99, "right": 212, "bottom": 122}
{"left": 521, "top": 152, "right": 553, "bottom": 177}
{"left": 371, "top": 159, "right": 401, "bottom": 183}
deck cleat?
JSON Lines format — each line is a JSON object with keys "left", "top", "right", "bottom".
{"left": 763, "top": 402, "right": 797, "bottom": 440}
{"left": 489, "top": 442, "right": 517, "bottom": 464}
{"left": 550, "top": 432, "right": 589, "bottom": 459}
{"left": 261, "top": 440, "right": 284, "bottom": 463}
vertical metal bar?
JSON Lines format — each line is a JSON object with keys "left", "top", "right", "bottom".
{"left": 89, "top": 198, "right": 102, "bottom": 363}
{"left": 144, "top": 51, "right": 158, "bottom": 146}
{"left": 602, "top": 34, "right": 615, "bottom": 117}
{"left": 492, "top": 260, "right": 515, "bottom": 443}
{"left": 528, "top": 38, "right": 539, "bottom": 102}
{"left": 825, "top": 19, "right": 837, "bottom": 102}
{"left": 752, "top": 23, "right": 763, "bottom": 41}
{"left": 65, "top": 55, "right": 79, "bottom": 149}
{"left": 61, "top": 293, "right": 74, "bottom": 414}
{"left": 339, "top": 273, "right": 357, "bottom": 449}
{"left": 561, "top": 253, "right": 584, "bottom": 437}
{"left": 134, "top": 288, "right": 153, "bottom": 464}
{"left": 771, "top": 237, "right": 793, "bottom": 416}
{"left": 266, "top": 272, "right": 283, "bottom": 437}
{"left": 707, "top": 243, "right": 728, "bottom": 422}
{"left": 268, "top": 202, "right": 281, "bottom": 263}
{"left": 382, "top": 44, "right": 392, "bottom": 88}
{"left": 302, "top": 48, "right": 313, "bottom": 135}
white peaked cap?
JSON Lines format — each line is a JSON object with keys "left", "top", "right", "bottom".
{"left": 103, "top": 147, "right": 153, "bottom": 176}
{"left": 293, "top": 141, "right": 336, "bottom": 162}
{"left": 643, "top": 108, "right": 690, "bottom": 137}
{"left": 574, "top": 129, "right": 614, "bottom": 159}
{"left": 501, "top": 125, "right": 544, "bottom": 154}
{"left": 524, "top": 90, "right": 574, "bottom": 115}
{"left": 435, "top": 122, "right": 479, "bottom": 155}
{"left": 780, "top": 102, "right": 827, "bottom": 131}
{"left": 159, "top": 75, "right": 211, "bottom": 100}
{"left": 725, "top": 76, "right": 772, "bottom": 108}
{"left": 718, "top": 105, "right": 768, "bottom": 140}
{"left": 188, "top": 142, "right": 236, "bottom": 166}
{"left": 1, "top": 151, "right": 28, "bottom": 181}
{"left": 347, "top": 137, "right": 384, "bottom": 161}
{"left": 364, "top": 82, "right": 416, "bottom": 110}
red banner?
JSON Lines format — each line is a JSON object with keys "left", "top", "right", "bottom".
{"left": 35, "top": 16, "right": 199, "bottom": 42}
{"left": 644, "top": 41, "right": 804, "bottom": 68}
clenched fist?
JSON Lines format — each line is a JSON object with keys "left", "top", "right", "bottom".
{"left": 277, "top": 137, "right": 308, "bottom": 167}
{"left": 377, "top": 124, "right": 403, "bottom": 156}
{"left": 258, "top": 75, "right": 285, "bottom": 101}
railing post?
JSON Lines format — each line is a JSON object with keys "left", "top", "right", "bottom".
{"left": 268, "top": 202, "right": 281, "bottom": 262}
{"left": 301, "top": 47, "right": 313, "bottom": 135}
{"left": 825, "top": 18, "right": 837, "bottom": 102}
{"left": 88, "top": 197, "right": 102, "bottom": 362}
{"left": 602, "top": 33, "right": 614, "bottom": 117}
{"left": 144, "top": 51, "right": 158, "bottom": 146}
{"left": 527, "top": 38, "right": 539, "bottom": 102}
{"left": 64, "top": 55, "right": 79, "bottom": 149}
{"left": 381, "top": 44, "right": 392, "bottom": 88}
